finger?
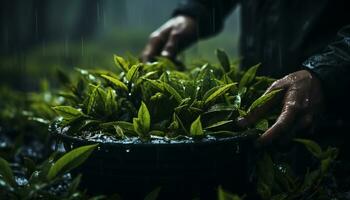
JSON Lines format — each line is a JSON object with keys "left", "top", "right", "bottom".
{"left": 257, "top": 88, "right": 302, "bottom": 145}
{"left": 237, "top": 80, "right": 285, "bottom": 128}
{"left": 141, "top": 29, "right": 171, "bottom": 62}
{"left": 160, "top": 31, "right": 185, "bottom": 59}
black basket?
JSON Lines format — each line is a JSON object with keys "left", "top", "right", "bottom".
{"left": 51, "top": 128, "right": 258, "bottom": 200}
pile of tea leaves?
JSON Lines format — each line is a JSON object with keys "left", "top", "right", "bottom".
{"left": 51, "top": 49, "right": 279, "bottom": 142}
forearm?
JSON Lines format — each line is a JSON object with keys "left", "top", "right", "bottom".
{"left": 173, "top": 0, "right": 238, "bottom": 37}
{"left": 303, "top": 25, "right": 350, "bottom": 114}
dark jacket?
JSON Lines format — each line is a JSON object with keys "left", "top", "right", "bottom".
{"left": 173, "top": 0, "right": 350, "bottom": 117}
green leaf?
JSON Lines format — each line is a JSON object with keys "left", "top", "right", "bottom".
{"left": 190, "top": 116, "right": 204, "bottom": 136}
{"left": 294, "top": 139, "right": 322, "bottom": 159}
{"left": 239, "top": 63, "right": 260, "bottom": 89}
{"left": 256, "top": 152, "right": 274, "bottom": 199}
{"left": 53, "top": 106, "right": 84, "bottom": 123}
{"left": 163, "top": 82, "right": 183, "bottom": 103}
{"left": 255, "top": 119, "right": 269, "bottom": 131}
{"left": 100, "top": 121, "right": 136, "bottom": 135}
{"left": 203, "top": 83, "right": 236, "bottom": 105}
{"left": 47, "top": 144, "right": 98, "bottom": 180}
{"left": 0, "top": 157, "right": 16, "bottom": 187}
{"left": 126, "top": 64, "right": 141, "bottom": 82}
{"left": 205, "top": 120, "right": 233, "bottom": 130}
{"left": 218, "top": 186, "right": 241, "bottom": 200}
{"left": 216, "top": 49, "right": 231, "bottom": 72}
{"left": 144, "top": 79, "right": 164, "bottom": 91}
{"left": 86, "top": 86, "right": 98, "bottom": 115}
{"left": 144, "top": 187, "right": 162, "bottom": 200}
{"left": 138, "top": 102, "right": 151, "bottom": 133}
{"left": 114, "top": 55, "right": 129, "bottom": 72}
{"left": 101, "top": 74, "right": 128, "bottom": 91}
{"left": 105, "top": 88, "right": 118, "bottom": 115}
{"left": 247, "top": 89, "right": 282, "bottom": 113}
{"left": 113, "top": 125, "right": 125, "bottom": 139}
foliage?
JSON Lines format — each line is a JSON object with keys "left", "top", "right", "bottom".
{"left": 52, "top": 50, "right": 277, "bottom": 141}
{"left": 255, "top": 139, "right": 339, "bottom": 200}
{"left": 0, "top": 144, "right": 98, "bottom": 200}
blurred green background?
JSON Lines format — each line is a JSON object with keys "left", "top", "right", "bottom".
{"left": 0, "top": 0, "right": 240, "bottom": 90}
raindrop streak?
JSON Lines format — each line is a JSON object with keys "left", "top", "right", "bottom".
{"left": 42, "top": 41, "right": 46, "bottom": 56}
{"left": 35, "top": 9, "right": 38, "bottom": 39}
{"left": 81, "top": 37, "right": 84, "bottom": 57}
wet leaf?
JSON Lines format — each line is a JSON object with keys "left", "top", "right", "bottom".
{"left": 294, "top": 138, "right": 322, "bottom": 159}
{"left": 0, "top": 157, "right": 16, "bottom": 187}
{"left": 218, "top": 186, "right": 241, "bottom": 200}
{"left": 138, "top": 102, "right": 151, "bottom": 133}
{"left": 239, "top": 63, "right": 260, "bottom": 89}
{"left": 216, "top": 49, "right": 231, "bottom": 72}
{"left": 256, "top": 153, "right": 274, "bottom": 199}
{"left": 113, "top": 125, "right": 125, "bottom": 138}
{"left": 53, "top": 106, "right": 84, "bottom": 124}
{"left": 203, "top": 83, "right": 236, "bottom": 106}
{"left": 247, "top": 89, "right": 282, "bottom": 113}
{"left": 255, "top": 119, "right": 269, "bottom": 131}
{"left": 101, "top": 74, "right": 128, "bottom": 91}
{"left": 163, "top": 82, "right": 183, "bottom": 103}
{"left": 205, "top": 120, "right": 233, "bottom": 130}
{"left": 144, "top": 187, "right": 161, "bottom": 200}
{"left": 114, "top": 55, "right": 129, "bottom": 72}
{"left": 126, "top": 64, "right": 141, "bottom": 82}
{"left": 190, "top": 116, "right": 203, "bottom": 136}
{"left": 47, "top": 144, "right": 98, "bottom": 180}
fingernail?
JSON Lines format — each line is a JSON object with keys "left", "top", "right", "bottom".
{"left": 161, "top": 50, "right": 170, "bottom": 57}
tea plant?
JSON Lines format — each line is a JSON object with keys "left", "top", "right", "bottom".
{"left": 52, "top": 49, "right": 279, "bottom": 141}
{"left": 0, "top": 144, "right": 98, "bottom": 200}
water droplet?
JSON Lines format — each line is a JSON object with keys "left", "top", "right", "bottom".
{"left": 126, "top": 149, "right": 130, "bottom": 153}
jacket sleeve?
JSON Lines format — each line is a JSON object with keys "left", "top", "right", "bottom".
{"left": 303, "top": 25, "right": 350, "bottom": 113}
{"left": 173, "top": 0, "right": 238, "bottom": 38}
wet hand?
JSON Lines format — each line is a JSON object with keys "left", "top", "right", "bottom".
{"left": 141, "top": 15, "right": 198, "bottom": 62}
{"left": 237, "top": 70, "right": 324, "bottom": 146}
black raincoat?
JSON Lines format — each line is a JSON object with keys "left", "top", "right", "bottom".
{"left": 173, "top": 0, "right": 350, "bottom": 118}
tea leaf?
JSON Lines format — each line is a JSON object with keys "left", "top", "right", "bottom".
{"left": 294, "top": 138, "right": 322, "bottom": 159}
{"left": 47, "top": 144, "right": 98, "bottom": 180}
{"left": 114, "top": 55, "right": 129, "bottom": 72}
{"left": 163, "top": 82, "right": 183, "bottom": 103}
{"left": 138, "top": 102, "right": 151, "bottom": 133}
{"left": 100, "top": 121, "right": 135, "bottom": 134}
{"left": 239, "top": 64, "right": 260, "bottom": 89}
{"left": 53, "top": 106, "right": 84, "bottom": 123}
{"left": 144, "top": 79, "right": 164, "bottom": 91}
{"left": 203, "top": 83, "right": 236, "bottom": 105}
{"left": 190, "top": 116, "right": 203, "bottom": 136}
{"left": 247, "top": 89, "right": 282, "bottom": 113}
{"left": 113, "top": 125, "right": 125, "bottom": 138}
{"left": 218, "top": 185, "right": 241, "bottom": 200}
{"left": 149, "top": 130, "right": 165, "bottom": 137}
{"left": 144, "top": 187, "right": 162, "bottom": 200}
{"left": 101, "top": 74, "right": 128, "bottom": 91}
{"left": 216, "top": 49, "right": 231, "bottom": 72}
{"left": 256, "top": 153, "right": 274, "bottom": 199}
{"left": 126, "top": 64, "right": 141, "bottom": 82}
{"left": 255, "top": 119, "right": 269, "bottom": 131}
{"left": 86, "top": 86, "right": 98, "bottom": 115}
{"left": 205, "top": 120, "right": 233, "bottom": 130}
{"left": 0, "top": 157, "right": 16, "bottom": 187}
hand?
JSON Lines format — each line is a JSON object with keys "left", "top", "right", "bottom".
{"left": 141, "top": 15, "right": 198, "bottom": 62}
{"left": 237, "top": 70, "right": 325, "bottom": 146}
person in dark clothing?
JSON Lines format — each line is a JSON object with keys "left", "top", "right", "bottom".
{"left": 141, "top": 0, "right": 350, "bottom": 146}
